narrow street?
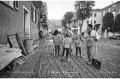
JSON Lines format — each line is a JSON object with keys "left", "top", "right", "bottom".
{"left": 97, "top": 39, "right": 120, "bottom": 77}
{"left": 5, "top": 35, "right": 120, "bottom": 78}
{"left": 1, "top": 0, "right": 120, "bottom": 78}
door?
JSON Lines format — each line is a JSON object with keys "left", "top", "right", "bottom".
{"left": 23, "top": 6, "right": 30, "bottom": 39}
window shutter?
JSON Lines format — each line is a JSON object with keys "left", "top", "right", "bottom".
{"left": 14, "top": 1, "right": 19, "bottom": 10}
{"left": 36, "top": 10, "right": 38, "bottom": 24}
{"left": 35, "top": 10, "right": 37, "bottom": 23}
{"left": 31, "top": 5, "right": 33, "bottom": 21}
{"left": 15, "top": 1, "right": 18, "bottom": 8}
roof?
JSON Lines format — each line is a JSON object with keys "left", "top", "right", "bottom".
{"left": 92, "top": 9, "right": 102, "bottom": 11}
{"left": 102, "top": 1, "right": 120, "bottom": 10}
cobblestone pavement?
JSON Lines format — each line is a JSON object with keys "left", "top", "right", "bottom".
{"left": 97, "top": 39, "right": 120, "bottom": 78}
{"left": 8, "top": 38, "right": 47, "bottom": 78}
{"left": 31, "top": 36, "right": 119, "bottom": 78}
{"left": 80, "top": 38, "right": 120, "bottom": 78}
{"left": 1, "top": 35, "right": 120, "bottom": 78}
{"left": 7, "top": 35, "right": 81, "bottom": 78}
{"left": 32, "top": 37, "right": 81, "bottom": 78}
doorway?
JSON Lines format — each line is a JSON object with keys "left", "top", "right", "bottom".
{"left": 23, "top": 6, "right": 30, "bottom": 39}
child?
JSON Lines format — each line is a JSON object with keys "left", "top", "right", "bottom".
{"left": 62, "top": 34, "right": 72, "bottom": 61}
{"left": 53, "top": 30, "right": 63, "bottom": 56}
{"left": 72, "top": 29, "right": 85, "bottom": 57}
{"left": 84, "top": 24, "right": 100, "bottom": 65}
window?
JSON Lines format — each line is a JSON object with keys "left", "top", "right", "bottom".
{"left": 94, "top": 13, "right": 96, "bottom": 17}
{"left": 91, "top": 20, "right": 92, "bottom": 24}
{"left": 87, "top": 20, "right": 89, "bottom": 24}
{"left": 2, "top": 1, "right": 19, "bottom": 10}
{"left": 31, "top": 5, "right": 36, "bottom": 23}
{"left": 103, "top": 10, "right": 105, "bottom": 16}
{"left": 94, "top": 20, "right": 96, "bottom": 24}
{"left": 14, "top": 1, "right": 19, "bottom": 10}
{"left": 119, "top": 9, "right": 120, "bottom": 14}
{"left": 90, "top": 13, "right": 92, "bottom": 17}
{"left": 36, "top": 10, "right": 39, "bottom": 24}
{"left": 109, "top": 8, "right": 110, "bottom": 12}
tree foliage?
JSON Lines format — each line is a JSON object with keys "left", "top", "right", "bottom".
{"left": 102, "top": 12, "right": 114, "bottom": 33}
{"left": 74, "top": 1, "right": 95, "bottom": 31}
{"left": 114, "top": 14, "right": 120, "bottom": 32}
{"left": 61, "top": 19, "right": 67, "bottom": 28}
{"left": 64, "top": 11, "right": 73, "bottom": 27}
{"left": 74, "top": 1, "right": 95, "bottom": 21}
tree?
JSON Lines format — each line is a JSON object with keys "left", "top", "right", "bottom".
{"left": 114, "top": 14, "right": 120, "bottom": 33}
{"left": 74, "top": 1, "right": 95, "bottom": 32}
{"left": 61, "top": 19, "right": 67, "bottom": 28}
{"left": 64, "top": 11, "right": 73, "bottom": 27}
{"left": 102, "top": 12, "right": 114, "bottom": 35}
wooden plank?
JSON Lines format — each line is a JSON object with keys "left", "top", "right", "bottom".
{"left": 15, "top": 55, "right": 27, "bottom": 65}
{"left": 75, "top": 56, "right": 103, "bottom": 78}
{"left": 7, "top": 34, "right": 19, "bottom": 48}
{"left": 48, "top": 57, "right": 66, "bottom": 78}
{"left": 97, "top": 60, "right": 113, "bottom": 78}
{"left": 69, "top": 57, "right": 91, "bottom": 78}
{"left": 76, "top": 56, "right": 112, "bottom": 78}
{"left": 55, "top": 58, "right": 72, "bottom": 78}
{"left": 71, "top": 57, "right": 95, "bottom": 78}
{"left": 16, "top": 33, "right": 27, "bottom": 56}
{"left": 100, "top": 67, "right": 112, "bottom": 78}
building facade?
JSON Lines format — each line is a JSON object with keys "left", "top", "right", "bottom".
{"left": 102, "top": 1, "right": 120, "bottom": 18}
{"left": 82, "top": 9, "right": 102, "bottom": 32}
{"left": 101, "top": 1, "right": 120, "bottom": 37}
{"left": 0, "top": 1, "right": 44, "bottom": 44}
{"left": 71, "top": 1, "right": 120, "bottom": 38}
{"left": 39, "top": 2, "right": 48, "bottom": 36}
{"left": 86, "top": 9, "right": 102, "bottom": 27}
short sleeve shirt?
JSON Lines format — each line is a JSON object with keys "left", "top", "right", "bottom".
{"left": 72, "top": 34, "right": 82, "bottom": 47}
{"left": 86, "top": 30, "right": 100, "bottom": 46}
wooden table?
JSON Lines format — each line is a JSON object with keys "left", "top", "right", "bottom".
{"left": 0, "top": 47, "right": 22, "bottom": 70}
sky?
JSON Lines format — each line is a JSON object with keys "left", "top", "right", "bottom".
{"left": 42, "top": 0, "right": 119, "bottom": 20}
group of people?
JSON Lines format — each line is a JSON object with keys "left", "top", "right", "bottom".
{"left": 52, "top": 24, "right": 100, "bottom": 65}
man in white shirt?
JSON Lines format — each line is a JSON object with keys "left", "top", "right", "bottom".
{"left": 84, "top": 24, "right": 100, "bottom": 65}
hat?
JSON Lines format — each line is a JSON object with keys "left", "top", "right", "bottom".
{"left": 88, "top": 24, "right": 93, "bottom": 28}
{"left": 65, "top": 33, "right": 69, "bottom": 37}
{"left": 52, "top": 30, "right": 59, "bottom": 35}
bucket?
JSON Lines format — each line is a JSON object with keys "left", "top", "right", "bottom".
{"left": 26, "top": 39, "right": 33, "bottom": 54}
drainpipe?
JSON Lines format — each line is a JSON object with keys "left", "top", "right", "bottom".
{"left": 38, "top": 1, "right": 42, "bottom": 40}
{"left": 38, "top": 7, "right": 40, "bottom": 40}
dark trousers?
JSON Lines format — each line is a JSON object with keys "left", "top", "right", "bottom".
{"left": 55, "top": 45, "right": 60, "bottom": 56}
{"left": 62, "top": 48, "right": 69, "bottom": 59}
{"left": 86, "top": 46, "right": 93, "bottom": 62}
{"left": 76, "top": 47, "right": 81, "bottom": 56}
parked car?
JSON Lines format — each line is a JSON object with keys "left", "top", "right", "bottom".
{"left": 109, "top": 34, "right": 120, "bottom": 40}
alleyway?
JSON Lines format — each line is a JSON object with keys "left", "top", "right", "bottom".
{"left": 1, "top": 0, "right": 120, "bottom": 78}
{"left": 1, "top": 35, "right": 118, "bottom": 78}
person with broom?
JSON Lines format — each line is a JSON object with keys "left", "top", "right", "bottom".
{"left": 84, "top": 24, "right": 100, "bottom": 65}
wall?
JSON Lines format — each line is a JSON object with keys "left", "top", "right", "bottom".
{"left": 101, "top": 2, "right": 120, "bottom": 38}
{"left": 115, "top": 3, "right": 120, "bottom": 14}
{"left": 102, "top": 2, "right": 120, "bottom": 17}
{"left": 82, "top": 11, "right": 102, "bottom": 32}
{"left": 0, "top": 2, "right": 23, "bottom": 44}
{"left": 87, "top": 11, "right": 102, "bottom": 26}
{"left": 0, "top": 1, "right": 39, "bottom": 44}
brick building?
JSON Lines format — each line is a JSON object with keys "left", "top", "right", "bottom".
{"left": 0, "top": 1, "right": 43, "bottom": 44}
